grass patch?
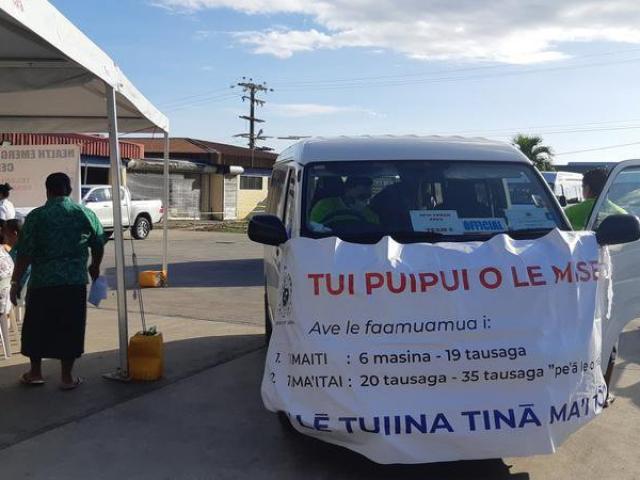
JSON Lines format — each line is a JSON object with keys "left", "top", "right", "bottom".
{"left": 169, "top": 220, "right": 248, "bottom": 234}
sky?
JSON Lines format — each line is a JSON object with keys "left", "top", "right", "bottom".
{"left": 52, "top": 0, "right": 640, "bottom": 164}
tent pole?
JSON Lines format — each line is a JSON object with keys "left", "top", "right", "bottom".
{"left": 162, "top": 132, "right": 169, "bottom": 281}
{"left": 105, "top": 83, "right": 129, "bottom": 378}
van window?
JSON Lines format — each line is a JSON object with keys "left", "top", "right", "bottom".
{"left": 594, "top": 166, "right": 640, "bottom": 228}
{"left": 267, "top": 168, "right": 287, "bottom": 217}
{"left": 283, "top": 171, "right": 296, "bottom": 236}
{"left": 302, "top": 160, "right": 565, "bottom": 241}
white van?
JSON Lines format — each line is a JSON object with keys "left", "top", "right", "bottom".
{"left": 542, "top": 171, "right": 584, "bottom": 206}
{"left": 249, "top": 136, "right": 640, "bottom": 340}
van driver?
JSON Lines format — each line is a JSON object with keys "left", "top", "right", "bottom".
{"left": 309, "top": 176, "right": 379, "bottom": 230}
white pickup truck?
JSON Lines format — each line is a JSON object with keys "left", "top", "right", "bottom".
{"left": 81, "top": 185, "right": 163, "bottom": 240}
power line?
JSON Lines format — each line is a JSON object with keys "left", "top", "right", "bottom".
{"left": 159, "top": 87, "right": 232, "bottom": 107}
{"left": 156, "top": 48, "right": 640, "bottom": 107}
{"left": 277, "top": 56, "right": 640, "bottom": 91}
{"left": 164, "top": 93, "right": 238, "bottom": 112}
{"left": 436, "top": 123, "right": 640, "bottom": 138}
{"left": 556, "top": 141, "right": 640, "bottom": 156}
{"left": 275, "top": 46, "right": 640, "bottom": 87}
{"left": 436, "top": 117, "right": 640, "bottom": 136}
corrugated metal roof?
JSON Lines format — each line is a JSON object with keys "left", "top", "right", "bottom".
{"left": 0, "top": 133, "right": 144, "bottom": 159}
{"left": 128, "top": 137, "right": 277, "bottom": 169}
{"left": 129, "top": 137, "right": 216, "bottom": 155}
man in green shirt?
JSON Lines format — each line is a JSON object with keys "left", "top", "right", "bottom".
{"left": 11, "top": 173, "right": 104, "bottom": 390}
{"left": 564, "top": 168, "right": 625, "bottom": 407}
{"left": 565, "top": 168, "right": 626, "bottom": 230}
{"left": 310, "top": 176, "right": 379, "bottom": 230}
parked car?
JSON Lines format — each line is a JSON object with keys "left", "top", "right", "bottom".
{"left": 81, "top": 185, "right": 163, "bottom": 240}
{"left": 542, "top": 171, "right": 584, "bottom": 206}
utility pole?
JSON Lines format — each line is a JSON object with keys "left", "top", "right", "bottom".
{"left": 232, "top": 77, "right": 274, "bottom": 166}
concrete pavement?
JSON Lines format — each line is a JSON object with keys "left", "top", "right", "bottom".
{"left": 0, "top": 230, "right": 264, "bottom": 450}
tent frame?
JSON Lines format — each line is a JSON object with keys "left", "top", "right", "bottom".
{"left": 1, "top": 0, "right": 170, "bottom": 380}
{"left": 106, "top": 84, "right": 169, "bottom": 378}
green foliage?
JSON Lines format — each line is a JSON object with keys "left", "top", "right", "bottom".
{"left": 140, "top": 326, "right": 158, "bottom": 336}
{"left": 512, "top": 134, "right": 555, "bottom": 171}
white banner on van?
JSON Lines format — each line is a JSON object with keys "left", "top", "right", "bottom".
{"left": 262, "top": 231, "right": 616, "bottom": 464}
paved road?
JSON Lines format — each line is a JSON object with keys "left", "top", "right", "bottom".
{"left": 101, "top": 228, "right": 265, "bottom": 327}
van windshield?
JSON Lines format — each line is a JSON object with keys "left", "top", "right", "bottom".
{"left": 302, "top": 160, "right": 566, "bottom": 242}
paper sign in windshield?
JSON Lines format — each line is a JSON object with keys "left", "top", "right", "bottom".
{"left": 461, "top": 218, "right": 507, "bottom": 233}
{"left": 506, "top": 207, "right": 556, "bottom": 230}
{"left": 410, "top": 210, "right": 463, "bottom": 234}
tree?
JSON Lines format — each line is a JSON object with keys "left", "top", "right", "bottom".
{"left": 512, "top": 134, "right": 554, "bottom": 171}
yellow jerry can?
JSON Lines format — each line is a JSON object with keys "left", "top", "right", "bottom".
{"left": 128, "top": 332, "right": 164, "bottom": 381}
{"left": 138, "top": 270, "right": 166, "bottom": 288}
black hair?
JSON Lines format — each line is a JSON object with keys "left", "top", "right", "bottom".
{"left": 4, "top": 218, "right": 22, "bottom": 235}
{"left": 0, "top": 183, "right": 12, "bottom": 197}
{"left": 582, "top": 169, "right": 608, "bottom": 197}
{"left": 0, "top": 218, "right": 22, "bottom": 245}
{"left": 45, "top": 172, "right": 72, "bottom": 197}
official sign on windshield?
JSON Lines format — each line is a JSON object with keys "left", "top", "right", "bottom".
{"left": 262, "top": 231, "right": 618, "bottom": 464}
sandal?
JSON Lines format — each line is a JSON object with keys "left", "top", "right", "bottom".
{"left": 20, "top": 373, "right": 45, "bottom": 386}
{"left": 604, "top": 393, "right": 616, "bottom": 408}
{"left": 59, "top": 377, "right": 84, "bottom": 391}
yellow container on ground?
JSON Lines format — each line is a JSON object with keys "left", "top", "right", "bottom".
{"left": 139, "top": 270, "right": 166, "bottom": 288}
{"left": 128, "top": 333, "right": 164, "bottom": 381}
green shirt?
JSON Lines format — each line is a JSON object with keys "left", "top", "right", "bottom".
{"left": 564, "top": 198, "right": 627, "bottom": 230}
{"left": 310, "top": 197, "right": 380, "bottom": 226}
{"left": 17, "top": 197, "right": 105, "bottom": 288}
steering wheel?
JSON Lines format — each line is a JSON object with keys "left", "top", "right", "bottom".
{"left": 321, "top": 209, "right": 376, "bottom": 233}
{"left": 322, "top": 208, "right": 367, "bottom": 224}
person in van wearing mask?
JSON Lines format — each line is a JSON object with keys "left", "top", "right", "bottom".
{"left": 564, "top": 169, "right": 625, "bottom": 230}
{"left": 564, "top": 168, "right": 625, "bottom": 407}
{"left": 310, "top": 176, "right": 379, "bottom": 230}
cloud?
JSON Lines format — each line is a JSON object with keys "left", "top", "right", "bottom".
{"left": 152, "top": 0, "right": 640, "bottom": 64}
{"left": 233, "top": 29, "right": 335, "bottom": 58}
{"left": 193, "top": 30, "right": 212, "bottom": 40}
{"left": 268, "top": 103, "right": 380, "bottom": 117}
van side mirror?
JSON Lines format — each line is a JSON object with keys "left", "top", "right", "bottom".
{"left": 248, "top": 214, "right": 288, "bottom": 246}
{"left": 558, "top": 195, "right": 567, "bottom": 207}
{"left": 596, "top": 214, "right": 640, "bottom": 246}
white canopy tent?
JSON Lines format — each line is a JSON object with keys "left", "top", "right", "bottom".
{"left": 0, "top": 0, "right": 170, "bottom": 378}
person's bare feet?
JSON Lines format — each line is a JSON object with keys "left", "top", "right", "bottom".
{"left": 59, "top": 377, "right": 84, "bottom": 391}
{"left": 20, "top": 372, "right": 45, "bottom": 385}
